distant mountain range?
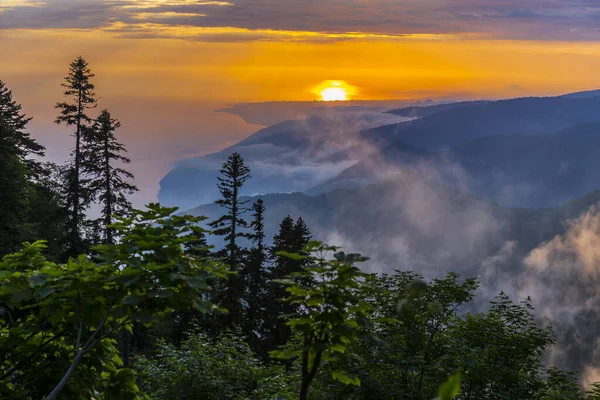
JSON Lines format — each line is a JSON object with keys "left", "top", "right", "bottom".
{"left": 159, "top": 109, "right": 409, "bottom": 209}
{"left": 160, "top": 88, "right": 600, "bottom": 210}
{"left": 318, "top": 121, "right": 600, "bottom": 207}
{"left": 387, "top": 100, "right": 490, "bottom": 119}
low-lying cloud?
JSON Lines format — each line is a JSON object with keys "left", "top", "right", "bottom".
{"left": 473, "top": 206, "right": 600, "bottom": 386}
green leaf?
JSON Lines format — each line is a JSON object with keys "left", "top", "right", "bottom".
{"left": 11, "top": 288, "right": 33, "bottom": 303}
{"left": 438, "top": 372, "right": 461, "bottom": 400}
{"left": 118, "top": 274, "right": 141, "bottom": 287}
{"left": 122, "top": 294, "right": 144, "bottom": 306}
{"left": 331, "top": 370, "right": 361, "bottom": 386}
{"left": 35, "top": 286, "right": 56, "bottom": 299}
{"left": 276, "top": 251, "right": 304, "bottom": 260}
{"left": 29, "top": 274, "right": 49, "bottom": 285}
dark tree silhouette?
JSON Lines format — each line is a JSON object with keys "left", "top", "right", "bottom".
{"left": 85, "top": 109, "right": 137, "bottom": 244}
{"left": 0, "top": 123, "right": 29, "bottom": 256}
{"left": 55, "top": 56, "right": 97, "bottom": 256}
{"left": 293, "top": 217, "right": 311, "bottom": 251}
{"left": 0, "top": 83, "right": 61, "bottom": 257}
{"left": 0, "top": 80, "right": 44, "bottom": 172}
{"left": 83, "top": 109, "right": 137, "bottom": 367}
{"left": 185, "top": 226, "right": 211, "bottom": 260}
{"left": 265, "top": 215, "right": 313, "bottom": 350}
{"left": 244, "top": 199, "right": 268, "bottom": 350}
{"left": 209, "top": 152, "right": 252, "bottom": 328}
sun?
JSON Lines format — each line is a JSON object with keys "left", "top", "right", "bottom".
{"left": 313, "top": 80, "right": 356, "bottom": 101}
{"left": 321, "top": 83, "right": 347, "bottom": 101}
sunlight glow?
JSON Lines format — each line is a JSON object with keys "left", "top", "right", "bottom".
{"left": 315, "top": 80, "right": 356, "bottom": 101}
{"left": 321, "top": 86, "right": 347, "bottom": 101}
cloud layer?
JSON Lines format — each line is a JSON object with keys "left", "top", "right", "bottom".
{"left": 1, "top": 0, "right": 600, "bottom": 41}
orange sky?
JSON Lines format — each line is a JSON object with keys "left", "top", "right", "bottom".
{"left": 3, "top": 28, "right": 600, "bottom": 104}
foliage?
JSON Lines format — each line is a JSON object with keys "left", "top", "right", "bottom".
{"left": 84, "top": 109, "right": 138, "bottom": 244}
{"left": 455, "top": 293, "right": 554, "bottom": 399}
{"left": 209, "top": 152, "right": 252, "bottom": 329}
{"left": 55, "top": 55, "right": 98, "bottom": 257}
{"left": 271, "top": 241, "right": 374, "bottom": 400}
{"left": 437, "top": 372, "right": 461, "bottom": 400}
{"left": 0, "top": 135, "right": 29, "bottom": 256}
{"left": 264, "top": 215, "right": 313, "bottom": 351}
{"left": 136, "top": 331, "right": 298, "bottom": 400}
{"left": 0, "top": 204, "right": 226, "bottom": 399}
{"left": 0, "top": 80, "right": 44, "bottom": 170}
{"left": 307, "top": 271, "right": 579, "bottom": 400}
{"left": 0, "top": 82, "right": 66, "bottom": 260}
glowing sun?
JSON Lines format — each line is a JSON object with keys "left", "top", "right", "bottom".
{"left": 314, "top": 80, "right": 356, "bottom": 101}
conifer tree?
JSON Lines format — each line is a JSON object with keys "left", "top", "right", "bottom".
{"left": 209, "top": 152, "right": 251, "bottom": 328}
{"left": 25, "top": 163, "right": 70, "bottom": 261}
{"left": 265, "top": 215, "right": 313, "bottom": 350}
{"left": 83, "top": 109, "right": 137, "bottom": 365}
{"left": 85, "top": 109, "right": 137, "bottom": 244}
{"left": 0, "top": 123, "right": 29, "bottom": 256}
{"left": 0, "top": 80, "right": 44, "bottom": 172}
{"left": 293, "top": 216, "right": 312, "bottom": 253}
{"left": 0, "top": 83, "right": 56, "bottom": 257}
{"left": 244, "top": 199, "right": 268, "bottom": 348}
{"left": 55, "top": 56, "right": 97, "bottom": 256}
{"left": 185, "top": 227, "right": 210, "bottom": 260}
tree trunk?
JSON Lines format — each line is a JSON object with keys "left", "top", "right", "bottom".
{"left": 46, "top": 349, "right": 85, "bottom": 400}
{"left": 299, "top": 378, "right": 310, "bottom": 400}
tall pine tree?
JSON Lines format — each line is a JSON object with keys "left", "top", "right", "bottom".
{"left": 84, "top": 109, "right": 137, "bottom": 244}
{"left": 0, "top": 82, "right": 60, "bottom": 257}
{"left": 265, "top": 215, "right": 313, "bottom": 350}
{"left": 55, "top": 56, "right": 97, "bottom": 256}
{"left": 0, "top": 122, "right": 29, "bottom": 256}
{"left": 83, "top": 109, "right": 138, "bottom": 365}
{"left": 209, "top": 152, "right": 251, "bottom": 328}
{"left": 0, "top": 80, "right": 44, "bottom": 172}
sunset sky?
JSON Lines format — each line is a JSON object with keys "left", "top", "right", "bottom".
{"left": 2, "top": 0, "right": 600, "bottom": 205}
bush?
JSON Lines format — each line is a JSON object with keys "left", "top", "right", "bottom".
{"left": 136, "top": 331, "right": 298, "bottom": 399}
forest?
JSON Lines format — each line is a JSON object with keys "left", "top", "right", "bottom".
{"left": 2, "top": 57, "right": 600, "bottom": 400}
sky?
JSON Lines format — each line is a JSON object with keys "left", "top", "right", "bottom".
{"left": 1, "top": 0, "right": 600, "bottom": 205}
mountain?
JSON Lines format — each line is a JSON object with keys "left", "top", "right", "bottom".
{"left": 160, "top": 90, "right": 600, "bottom": 210}
{"left": 449, "top": 121, "right": 600, "bottom": 207}
{"left": 560, "top": 89, "right": 600, "bottom": 99}
{"left": 158, "top": 109, "right": 408, "bottom": 209}
{"left": 387, "top": 100, "right": 490, "bottom": 119}
{"left": 320, "top": 121, "right": 600, "bottom": 207}
{"left": 369, "top": 95, "right": 600, "bottom": 151}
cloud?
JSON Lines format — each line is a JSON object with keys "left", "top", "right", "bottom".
{"left": 1, "top": 0, "right": 600, "bottom": 41}
{"left": 474, "top": 205, "right": 600, "bottom": 386}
